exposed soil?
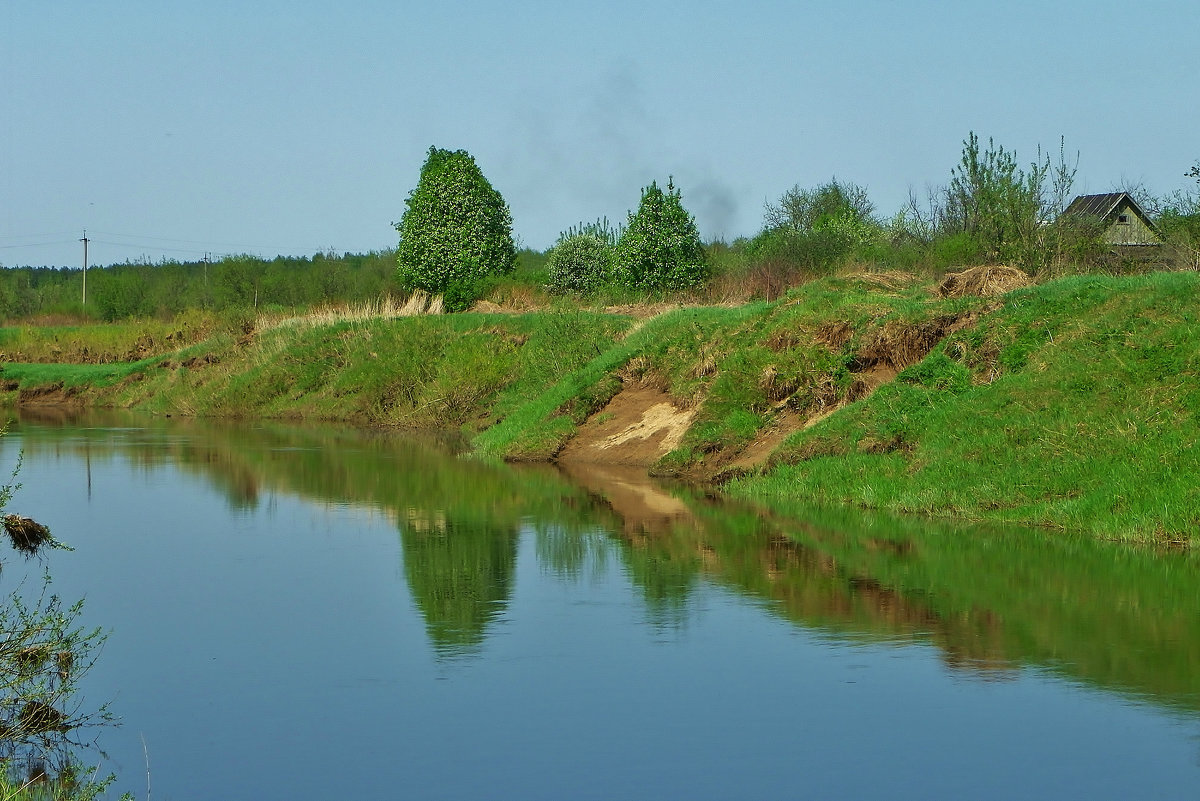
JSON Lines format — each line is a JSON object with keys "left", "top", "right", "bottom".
{"left": 726, "top": 410, "right": 805, "bottom": 473}
{"left": 555, "top": 384, "right": 695, "bottom": 467}
{"left": 17, "top": 383, "right": 82, "bottom": 407}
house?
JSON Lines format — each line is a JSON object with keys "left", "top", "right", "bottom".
{"left": 1060, "top": 192, "right": 1163, "bottom": 248}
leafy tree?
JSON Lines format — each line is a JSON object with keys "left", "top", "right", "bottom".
{"left": 753, "top": 179, "right": 880, "bottom": 274}
{"left": 395, "top": 147, "right": 517, "bottom": 311}
{"left": 764, "top": 179, "right": 876, "bottom": 233}
{"left": 612, "top": 179, "right": 707, "bottom": 291}
{"left": 546, "top": 234, "right": 611, "bottom": 294}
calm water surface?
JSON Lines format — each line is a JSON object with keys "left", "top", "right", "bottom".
{"left": 1, "top": 410, "right": 1197, "bottom": 800}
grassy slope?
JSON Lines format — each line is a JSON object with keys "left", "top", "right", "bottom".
{"left": 730, "top": 272, "right": 1200, "bottom": 542}
{"left": 1, "top": 272, "right": 1197, "bottom": 542}
{"left": 2, "top": 311, "right": 632, "bottom": 432}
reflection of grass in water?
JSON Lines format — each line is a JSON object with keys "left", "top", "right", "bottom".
{"left": 534, "top": 523, "right": 611, "bottom": 582}
{"left": 686, "top": 493, "right": 1200, "bottom": 712}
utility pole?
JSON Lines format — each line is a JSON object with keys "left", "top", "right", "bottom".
{"left": 203, "top": 252, "right": 210, "bottom": 307}
{"left": 80, "top": 230, "right": 89, "bottom": 305}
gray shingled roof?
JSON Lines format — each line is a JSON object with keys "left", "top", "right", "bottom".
{"left": 1061, "top": 192, "right": 1161, "bottom": 235}
{"left": 1062, "top": 193, "right": 1127, "bottom": 219}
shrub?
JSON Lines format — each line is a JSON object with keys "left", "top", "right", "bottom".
{"left": 545, "top": 218, "right": 620, "bottom": 295}
{"left": 546, "top": 234, "right": 612, "bottom": 294}
{"left": 395, "top": 147, "right": 517, "bottom": 311}
{"left": 752, "top": 179, "right": 882, "bottom": 276}
{"left": 612, "top": 179, "right": 707, "bottom": 291}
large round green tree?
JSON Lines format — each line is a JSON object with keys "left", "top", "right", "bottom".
{"left": 395, "top": 147, "right": 517, "bottom": 311}
{"left": 612, "top": 178, "right": 707, "bottom": 291}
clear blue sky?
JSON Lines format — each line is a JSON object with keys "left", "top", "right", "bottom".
{"left": 3, "top": 0, "right": 1197, "bottom": 268}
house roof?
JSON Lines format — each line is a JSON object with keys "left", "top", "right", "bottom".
{"left": 1061, "top": 192, "right": 1160, "bottom": 234}
{"left": 1062, "top": 192, "right": 1128, "bottom": 219}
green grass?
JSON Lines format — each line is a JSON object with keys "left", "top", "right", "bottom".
{"left": 5, "top": 270, "right": 1199, "bottom": 542}
{"left": 2, "top": 358, "right": 161, "bottom": 388}
{"left": 470, "top": 304, "right": 764, "bottom": 459}
{"left": 731, "top": 272, "right": 1200, "bottom": 543}
{"left": 51, "top": 310, "right": 632, "bottom": 430}
{"left": 0, "top": 310, "right": 219, "bottom": 364}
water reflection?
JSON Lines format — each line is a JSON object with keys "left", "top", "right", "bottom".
{"left": 4, "top": 408, "right": 1198, "bottom": 713}
{"left": 401, "top": 516, "right": 519, "bottom": 658}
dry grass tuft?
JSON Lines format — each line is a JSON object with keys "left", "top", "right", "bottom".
{"left": 856, "top": 315, "right": 963, "bottom": 371}
{"left": 256, "top": 292, "right": 442, "bottom": 333}
{"left": 937, "top": 265, "right": 1031, "bottom": 298}
{"left": 3, "top": 515, "right": 52, "bottom": 555}
{"left": 852, "top": 270, "right": 920, "bottom": 293}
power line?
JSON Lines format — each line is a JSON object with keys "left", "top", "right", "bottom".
{"left": 85, "top": 229, "right": 342, "bottom": 253}
{"left": 0, "top": 239, "right": 79, "bottom": 250}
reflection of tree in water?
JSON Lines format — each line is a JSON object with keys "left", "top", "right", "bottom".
{"left": 533, "top": 523, "right": 611, "bottom": 581}
{"left": 400, "top": 513, "right": 519, "bottom": 658}
{"left": 621, "top": 541, "right": 698, "bottom": 628}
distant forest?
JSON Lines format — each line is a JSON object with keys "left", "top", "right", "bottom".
{"left": 0, "top": 251, "right": 404, "bottom": 323}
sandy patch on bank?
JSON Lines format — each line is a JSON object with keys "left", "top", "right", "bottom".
{"left": 556, "top": 385, "right": 694, "bottom": 467}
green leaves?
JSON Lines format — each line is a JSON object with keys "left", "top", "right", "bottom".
{"left": 612, "top": 179, "right": 707, "bottom": 291}
{"left": 395, "top": 147, "right": 517, "bottom": 311}
{"left": 546, "top": 233, "right": 612, "bottom": 294}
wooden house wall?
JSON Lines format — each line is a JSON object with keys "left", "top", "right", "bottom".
{"left": 1104, "top": 200, "right": 1161, "bottom": 246}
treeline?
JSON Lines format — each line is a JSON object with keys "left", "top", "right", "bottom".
{"left": 0, "top": 251, "right": 403, "bottom": 323}
{"left": 4, "top": 135, "right": 1199, "bottom": 324}
{"left": 547, "top": 135, "right": 1200, "bottom": 303}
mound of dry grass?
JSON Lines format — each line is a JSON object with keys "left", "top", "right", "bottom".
{"left": 853, "top": 270, "right": 920, "bottom": 293}
{"left": 3, "top": 515, "right": 53, "bottom": 554}
{"left": 937, "top": 265, "right": 1031, "bottom": 298}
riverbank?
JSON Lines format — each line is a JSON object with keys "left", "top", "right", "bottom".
{"left": 1, "top": 270, "right": 1197, "bottom": 544}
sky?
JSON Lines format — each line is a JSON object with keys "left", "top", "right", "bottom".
{"left": 3, "top": 0, "right": 1198, "bottom": 269}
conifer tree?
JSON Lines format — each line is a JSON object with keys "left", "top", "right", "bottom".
{"left": 612, "top": 179, "right": 707, "bottom": 291}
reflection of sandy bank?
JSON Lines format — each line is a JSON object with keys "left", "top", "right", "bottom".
{"left": 556, "top": 460, "right": 694, "bottom": 537}
{"left": 12, "top": 402, "right": 85, "bottom": 425}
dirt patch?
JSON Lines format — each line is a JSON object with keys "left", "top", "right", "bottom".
{"left": 556, "top": 385, "right": 695, "bottom": 467}
{"left": 17, "top": 383, "right": 82, "bottom": 407}
{"left": 725, "top": 410, "right": 805, "bottom": 473}
{"left": 848, "top": 363, "right": 899, "bottom": 401}
{"left": 938, "top": 265, "right": 1031, "bottom": 298}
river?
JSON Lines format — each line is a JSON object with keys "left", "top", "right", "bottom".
{"left": 1, "top": 409, "right": 1197, "bottom": 799}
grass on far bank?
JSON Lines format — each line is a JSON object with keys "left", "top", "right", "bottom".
{"left": 729, "top": 271, "right": 1200, "bottom": 543}
{"left": 2, "top": 270, "right": 1198, "bottom": 544}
